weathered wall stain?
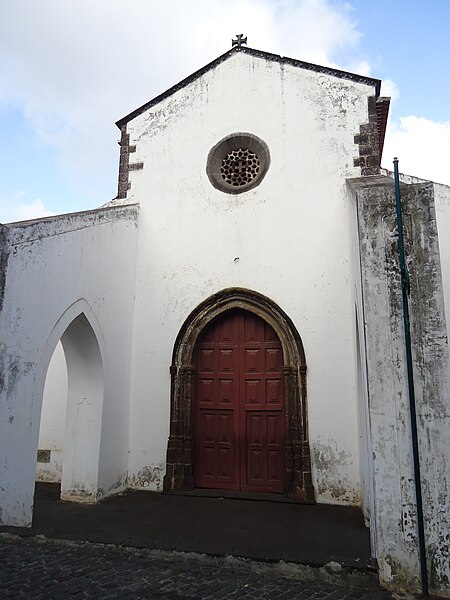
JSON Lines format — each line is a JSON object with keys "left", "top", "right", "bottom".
{"left": 105, "top": 473, "right": 127, "bottom": 496}
{"left": 0, "top": 225, "right": 9, "bottom": 314}
{"left": 128, "top": 465, "right": 164, "bottom": 491}
{"left": 312, "top": 438, "right": 359, "bottom": 504}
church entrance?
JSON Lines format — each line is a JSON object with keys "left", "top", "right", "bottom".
{"left": 193, "top": 310, "right": 285, "bottom": 493}
{"left": 164, "top": 288, "right": 314, "bottom": 503}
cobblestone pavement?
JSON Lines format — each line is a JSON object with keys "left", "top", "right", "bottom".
{"left": 0, "top": 535, "right": 398, "bottom": 600}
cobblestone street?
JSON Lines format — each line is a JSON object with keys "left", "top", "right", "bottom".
{"left": 0, "top": 535, "right": 397, "bottom": 600}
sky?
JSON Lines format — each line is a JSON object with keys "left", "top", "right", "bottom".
{"left": 0, "top": 0, "right": 449, "bottom": 223}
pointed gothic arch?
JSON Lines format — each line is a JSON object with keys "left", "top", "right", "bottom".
{"left": 36, "top": 301, "right": 105, "bottom": 504}
{"left": 163, "top": 287, "right": 315, "bottom": 502}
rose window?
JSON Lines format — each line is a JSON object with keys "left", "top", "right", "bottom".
{"left": 206, "top": 133, "right": 270, "bottom": 194}
{"left": 221, "top": 149, "right": 260, "bottom": 187}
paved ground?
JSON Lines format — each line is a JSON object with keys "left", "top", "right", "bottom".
{"left": 3, "top": 483, "right": 374, "bottom": 569}
{"left": 0, "top": 484, "right": 402, "bottom": 599}
{"left": 0, "top": 534, "right": 397, "bottom": 599}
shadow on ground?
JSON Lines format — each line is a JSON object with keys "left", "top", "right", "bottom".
{"left": 1, "top": 483, "right": 374, "bottom": 570}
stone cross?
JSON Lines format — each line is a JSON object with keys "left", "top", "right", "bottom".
{"left": 232, "top": 34, "right": 247, "bottom": 47}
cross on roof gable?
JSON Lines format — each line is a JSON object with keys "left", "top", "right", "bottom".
{"left": 116, "top": 45, "right": 382, "bottom": 129}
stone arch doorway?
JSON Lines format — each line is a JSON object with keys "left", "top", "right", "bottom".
{"left": 163, "top": 288, "right": 315, "bottom": 503}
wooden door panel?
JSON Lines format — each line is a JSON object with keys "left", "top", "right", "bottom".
{"left": 218, "top": 348, "right": 235, "bottom": 373}
{"left": 245, "top": 412, "right": 266, "bottom": 489}
{"left": 265, "top": 347, "right": 283, "bottom": 372}
{"left": 265, "top": 324, "right": 279, "bottom": 342}
{"left": 195, "top": 409, "right": 237, "bottom": 488}
{"left": 267, "top": 413, "right": 283, "bottom": 444}
{"left": 266, "top": 379, "right": 282, "bottom": 405}
{"left": 247, "top": 412, "right": 264, "bottom": 443}
{"left": 198, "top": 378, "right": 214, "bottom": 403}
{"left": 194, "top": 310, "right": 285, "bottom": 493}
{"left": 198, "top": 348, "right": 215, "bottom": 372}
{"left": 244, "top": 348, "right": 262, "bottom": 373}
{"left": 203, "top": 448, "right": 215, "bottom": 477}
{"left": 267, "top": 450, "right": 283, "bottom": 481}
{"left": 243, "top": 410, "right": 284, "bottom": 492}
{"left": 198, "top": 413, "right": 215, "bottom": 444}
{"left": 218, "top": 412, "right": 233, "bottom": 442}
{"left": 243, "top": 313, "right": 261, "bottom": 343}
{"left": 247, "top": 450, "right": 263, "bottom": 483}
{"left": 245, "top": 379, "right": 262, "bottom": 405}
{"left": 218, "top": 378, "right": 233, "bottom": 404}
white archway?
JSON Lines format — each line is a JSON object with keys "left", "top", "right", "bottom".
{"left": 0, "top": 300, "right": 107, "bottom": 526}
{"left": 58, "top": 313, "right": 104, "bottom": 501}
{"left": 36, "top": 311, "right": 104, "bottom": 501}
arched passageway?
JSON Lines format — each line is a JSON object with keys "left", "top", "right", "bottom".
{"left": 36, "top": 341, "right": 68, "bottom": 483}
{"left": 36, "top": 312, "right": 104, "bottom": 503}
{"left": 163, "top": 288, "right": 315, "bottom": 502}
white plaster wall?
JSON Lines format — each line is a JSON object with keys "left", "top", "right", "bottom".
{"left": 125, "top": 52, "right": 376, "bottom": 503}
{"left": 0, "top": 205, "right": 138, "bottom": 526}
{"left": 352, "top": 177, "right": 450, "bottom": 596}
{"left": 433, "top": 183, "right": 450, "bottom": 356}
{"left": 36, "top": 341, "right": 67, "bottom": 482}
{"left": 380, "top": 168, "right": 450, "bottom": 381}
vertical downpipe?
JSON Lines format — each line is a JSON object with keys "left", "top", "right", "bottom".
{"left": 393, "top": 158, "right": 428, "bottom": 597}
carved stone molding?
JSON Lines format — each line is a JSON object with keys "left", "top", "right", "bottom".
{"left": 163, "top": 287, "right": 315, "bottom": 503}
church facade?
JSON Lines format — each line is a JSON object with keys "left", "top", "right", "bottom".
{"left": 1, "top": 46, "right": 449, "bottom": 596}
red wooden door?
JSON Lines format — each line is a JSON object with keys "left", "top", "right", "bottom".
{"left": 194, "top": 310, "right": 285, "bottom": 493}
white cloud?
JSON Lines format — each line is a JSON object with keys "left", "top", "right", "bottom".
{"left": 3, "top": 0, "right": 447, "bottom": 198}
{"left": 374, "top": 75, "right": 449, "bottom": 187}
{"left": 15, "top": 198, "right": 54, "bottom": 221}
{"left": 270, "top": 0, "right": 362, "bottom": 65}
{"left": 0, "top": 0, "right": 367, "bottom": 206}
{"left": 380, "top": 78, "right": 399, "bottom": 103}
{"left": 382, "top": 116, "right": 450, "bottom": 185}
{"left": 344, "top": 59, "right": 372, "bottom": 77}
{"left": 0, "top": 196, "right": 53, "bottom": 224}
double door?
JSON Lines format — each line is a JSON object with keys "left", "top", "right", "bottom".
{"left": 194, "top": 310, "right": 286, "bottom": 493}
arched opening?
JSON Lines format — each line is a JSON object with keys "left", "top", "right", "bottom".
{"left": 36, "top": 312, "right": 104, "bottom": 503}
{"left": 163, "top": 288, "right": 315, "bottom": 503}
{"left": 36, "top": 341, "right": 68, "bottom": 484}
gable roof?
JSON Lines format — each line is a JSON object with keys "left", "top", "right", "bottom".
{"left": 116, "top": 45, "right": 382, "bottom": 129}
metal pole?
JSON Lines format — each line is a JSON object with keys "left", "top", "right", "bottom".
{"left": 393, "top": 158, "right": 429, "bottom": 597}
